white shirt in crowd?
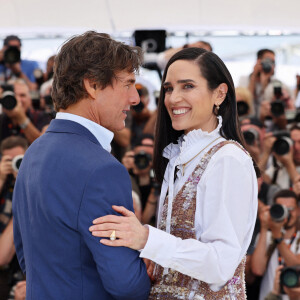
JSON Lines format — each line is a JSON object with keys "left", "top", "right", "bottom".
{"left": 140, "top": 116, "right": 258, "bottom": 292}
{"left": 258, "top": 230, "right": 300, "bottom": 300}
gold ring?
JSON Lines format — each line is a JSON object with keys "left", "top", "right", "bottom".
{"left": 110, "top": 230, "right": 116, "bottom": 241}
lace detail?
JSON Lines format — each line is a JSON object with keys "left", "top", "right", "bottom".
{"left": 180, "top": 116, "right": 222, "bottom": 153}
{"left": 162, "top": 116, "right": 223, "bottom": 161}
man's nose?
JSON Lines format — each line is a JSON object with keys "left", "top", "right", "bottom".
{"left": 130, "top": 87, "right": 140, "bottom": 106}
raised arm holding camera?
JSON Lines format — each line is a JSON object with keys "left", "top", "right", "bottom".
{"left": 0, "top": 80, "right": 51, "bottom": 144}
{"left": 0, "top": 35, "right": 39, "bottom": 91}
{"left": 252, "top": 189, "right": 300, "bottom": 300}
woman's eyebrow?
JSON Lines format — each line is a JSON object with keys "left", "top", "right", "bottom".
{"left": 163, "top": 79, "right": 195, "bottom": 87}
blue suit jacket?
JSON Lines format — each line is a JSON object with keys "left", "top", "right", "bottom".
{"left": 13, "top": 119, "right": 150, "bottom": 299}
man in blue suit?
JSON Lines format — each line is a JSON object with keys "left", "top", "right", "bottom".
{"left": 12, "top": 31, "right": 151, "bottom": 299}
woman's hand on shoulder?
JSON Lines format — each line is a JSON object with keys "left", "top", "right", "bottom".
{"left": 89, "top": 205, "right": 149, "bottom": 250}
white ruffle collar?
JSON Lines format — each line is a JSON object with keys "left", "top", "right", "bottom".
{"left": 163, "top": 116, "right": 223, "bottom": 160}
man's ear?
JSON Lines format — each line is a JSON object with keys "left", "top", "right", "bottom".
{"left": 83, "top": 78, "right": 97, "bottom": 100}
{"left": 214, "top": 83, "right": 228, "bottom": 106}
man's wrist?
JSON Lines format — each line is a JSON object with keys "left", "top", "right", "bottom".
{"left": 19, "top": 117, "right": 30, "bottom": 129}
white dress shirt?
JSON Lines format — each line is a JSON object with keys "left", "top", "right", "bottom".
{"left": 140, "top": 116, "right": 258, "bottom": 291}
{"left": 55, "top": 112, "right": 114, "bottom": 152}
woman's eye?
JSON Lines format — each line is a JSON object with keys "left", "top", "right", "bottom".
{"left": 183, "top": 84, "right": 194, "bottom": 89}
{"left": 164, "top": 86, "right": 173, "bottom": 93}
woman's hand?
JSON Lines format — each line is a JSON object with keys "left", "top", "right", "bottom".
{"left": 89, "top": 205, "right": 149, "bottom": 250}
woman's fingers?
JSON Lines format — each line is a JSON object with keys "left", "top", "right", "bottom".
{"left": 92, "top": 206, "right": 134, "bottom": 225}
{"left": 112, "top": 205, "right": 135, "bottom": 217}
{"left": 89, "top": 222, "right": 124, "bottom": 233}
{"left": 93, "top": 214, "right": 124, "bottom": 225}
{"left": 100, "top": 237, "right": 129, "bottom": 247}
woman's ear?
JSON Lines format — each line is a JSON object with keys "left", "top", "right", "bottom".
{"left": 83, "top": 78, "right": 97, "bottom": 100}
{"left": 214, "top": 83, "right": 228, "bottom": 106}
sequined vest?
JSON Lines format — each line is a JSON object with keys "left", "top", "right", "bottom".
{"left": 149, "top": 141, "right": 247, "bottom": 300}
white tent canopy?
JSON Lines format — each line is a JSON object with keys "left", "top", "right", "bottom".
{"left": 0, "top": 0, "right": 300, "bottom": 37}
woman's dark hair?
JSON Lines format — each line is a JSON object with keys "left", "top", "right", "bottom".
{"left": 153, "top": 47, "right": 260, "bottom": 183}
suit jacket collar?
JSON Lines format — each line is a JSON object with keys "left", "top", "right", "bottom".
{"left": 46, "top": 119, "right": 100, "bottom": 146}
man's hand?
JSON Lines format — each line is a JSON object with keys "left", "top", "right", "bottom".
{"left": 262, "top": 132, "right": 276, "bottom": 154}
{"left": 269, "top": 216, "right": 286, "bottom": 238}
{"left": 0, "top": 155, "right": 13, "bottom": 182}
{"left": 6, "top": 62, "right": 22, "bottom": 77}
{"left": 14, "top": 280, "right": 26, "bottom": 300}
{"left": 3, "top": 100, "right": 27, "bottom": 125}
{"left": 273, "top": 148, "right": 294, "bottom": 167}
{"left": 258, "top": 205, "right": 270, "bottom": 231}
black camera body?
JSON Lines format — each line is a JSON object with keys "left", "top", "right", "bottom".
{"left": 281, "top": 265, "right": 300, "bottom": 288}
{"left": 12, "top": 154, "right": 24, "bottom": 173}
{"left": 4, "top": 46, "right": 21, "bottom": 64}
{"left": 261, "top": 58, "right": 274, "bottom": 74}
{"left": 0, "top": 84, "right": 17, "bottom": 110}
{"left": 134, "top": 151, "right": 152, "bottom": 170}
{"left": 243, "top": 128, "right": 259, "bottom": 146}
{"left": 272, "top": 130, "right": 293, "bottom": 155}
{"left": 270, "top": 203, "right": 290, "bottom": 222}
{"left": 271, "top": 100, "right": 285, "bottom": 117}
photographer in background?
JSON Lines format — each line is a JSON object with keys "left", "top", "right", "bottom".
{"left": 0, "top": 136, "right": 27, "bottom": 300}
{"left": 265, "top": 265, "right": 300, "bottom": 300}
{"left": 236, "top": 87, "right": 255, "bottom": 119}
{"left": 251, "top": 189, "right": 300, "bottom": 300}
{"left": 242, "top": 49, "right": 292, "bottom": 117}
{"left": 263, "top": 123, "right": 300, "bottom": 189}
{"left": 122, "top": 134, "right": 159, "bottom": 225}
{"left": 0, "top": 35, "right": 39, "bottom": 91}
{"left": 131, "top": 83, "right": 152, "bottom": 146}
{"left": 0, "top": 79, "right": 52, "bottom": 143}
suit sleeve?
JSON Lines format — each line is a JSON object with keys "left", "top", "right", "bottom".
{"left": 77, "top": 161, "right": 151, "bottom": 300}
{"left": 13, "top": 212, "right": 26, "bottom": 274}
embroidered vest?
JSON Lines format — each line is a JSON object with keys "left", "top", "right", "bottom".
{"left": 149, "top": 141, "right": 248, "bottom": 300}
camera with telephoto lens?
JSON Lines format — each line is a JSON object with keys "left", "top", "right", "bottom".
{"left": 237, "top": 101, "right": 250, "bottom": 117}
{"left": 243, "top": 128, "right": 259, "bottom": 146}
{"left": 270, "top": 203, "right": 291, "bottom": 222}
{"left": 280, "top": 265, "right": 300, "bottom": 288}
{"left": 272, "top": 130, "right": 293, "bottom": 155}
{"left": 134, "top": 151, "right": 152, "bottom": 170}
{"left": 261, "top": 58, "right": 274, "bottom": 74}
{"left": 271, "top": 84, "right": 285, "bottom": 117}
{"left": 4, "top": 46, "right": 21, "bottom": 64}
{"left": 0, "top": 84, "right": 17, "bottom": 110}
{"left": 11, "top": 154, "right": 24, "bottom": 173}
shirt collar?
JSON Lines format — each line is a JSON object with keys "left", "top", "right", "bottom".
{"left": 55, "top": 112, "right": 114, "bottom": 152}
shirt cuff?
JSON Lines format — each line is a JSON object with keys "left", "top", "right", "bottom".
{"left": 139, "top": 225, "right": 178, "bottom": 266}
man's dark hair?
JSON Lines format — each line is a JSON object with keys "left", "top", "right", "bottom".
{"left": 3, "top": 35, "right": 21, "bottom": 47}
{"left": 257, "top": 49, "right": 275, "bottom": 59}
{"left": 0, "top": 136, "right": 28, "bottom": 154}
{"left": 52, "top": 31, "right": 143, "bottom": 111}
{"left": 274, "top": 189, "right": 298, "bottom": 205}
{"left": 198, "top": 41, "right": 213, "bottom": 52}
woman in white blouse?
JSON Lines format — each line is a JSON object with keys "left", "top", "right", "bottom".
{"left": 90, "top": 48, "right": 259, "bottom": 299}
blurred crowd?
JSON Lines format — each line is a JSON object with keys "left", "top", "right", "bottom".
{"left": 1, "top": 34, "right": 300, "bottom": 299}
